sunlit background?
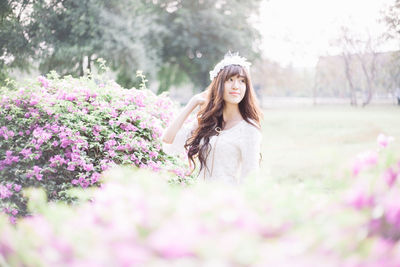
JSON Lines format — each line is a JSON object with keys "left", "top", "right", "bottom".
{"left": 257, "top": 0, "right": 397, "bottom": 67}
{"left": 1, "top": 1, "right": 400, "bottom": 265}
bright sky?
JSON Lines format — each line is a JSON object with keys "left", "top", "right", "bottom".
{"left": 256, "top": 0, "right": 397, "bottom": 68}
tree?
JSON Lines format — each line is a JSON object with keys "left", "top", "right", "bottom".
{"left": 385, "top": 0, "right": 400, "bottom": 41}
{"left": 333, "top": 26, "right": 383, "bottom": 106}
{"left": 27, "top": 0, "right": 161, "bottom": 86}
{"left": 153, "top": 0, "right": 262, "bottom": 93}
{"left": 0, "top": 0, "right": 35, "bottom": 85}
{"left": 385, "top": 0, "right": 400, "bottom": 100}
{"left": 1, "top": 0, "right": 262, "bottom": 92}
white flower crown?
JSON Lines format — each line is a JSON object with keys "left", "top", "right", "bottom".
{"left": 209, "top": 52, "right": 251, "bottom": 81}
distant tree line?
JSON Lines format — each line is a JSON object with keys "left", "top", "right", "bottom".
{"left": 314, "top": 1, "right": 400, "bottom": 106}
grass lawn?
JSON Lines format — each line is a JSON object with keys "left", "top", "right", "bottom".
{"left": 259, "top": 105, "right": 400, "bottom": 199}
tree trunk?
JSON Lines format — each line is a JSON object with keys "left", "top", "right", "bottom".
{"left": 80, "top": 57, "right": 84, "bottom": 76}
{"left": 343, "top": 54, "right": 357, "bottom": 106}
{"left": 358, "top": 52, "right": 377, "bottom": 107}
{"left": 88, "top": 55, "right": 92, "bottom": 72}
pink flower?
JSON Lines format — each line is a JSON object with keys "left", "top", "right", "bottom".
{"left": 148, "top": 161, "right": 161, "bottom": 172}
{"left": 139, "top": 122, "right": 147, "bottom": 129}
{"left": 93, "top": 125, "right": 101, "bottom": 132}
{"left": 148, "top": 223, "right": 197, "bottom": 259}
{"left": 149, "top": 151, "right": 158, "bottom": 159}
{"left": 0, "top": 185, "right": 13, "bottom": 199}
{"left": 346, "top": 187, "right": 374, "bottom": 210}
{"left": 13, "top": 184, "right": 21, "bottom": 192}
{"left": 78, "top": 177, "right": 89, "bottom": 188}
{"left": 383, "top": 194, "right": 400, "bottom": 227}
{"left": 38, "top": 76, "right": 50, "bottom": 88}
{"left": 67, "top": 164, "right": 76, "bottom": 171}
{"left": 91, "top": 172, "right": 101, "bottom": 184}
{"left": 3, "top": 151, "right": 19, "bottom": 165}
{"left": 352, "top": 151, "right": 378, "bottom": 177}
{"left": 108, "top": 150, "right": 116, "bottom": 158}
{"left": 29, "top": 98, "right": 39, "bottom": 105}
{"left": 383, "top": 168, "right": 398, "bottom": 187}
{"left": 33, "top": 166, "right": 43, "bottom": 181}
{"left": 377, "top": 133, "right": 394, "bottom": 148}
{"left": 65, "top": 93, "right": 77, "bottom": 101}
{"left": 83, "top": 163, "right": 94, "bottom": 172}
{"left": 20, "top": 148, "right": 32, "bottom": 159}
{"left": 9, "top": 216, "right": 16, "bottom": 224}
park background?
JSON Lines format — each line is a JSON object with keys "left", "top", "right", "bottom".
{"left": 1, "top": 0, "right": 400, "bottom": 266}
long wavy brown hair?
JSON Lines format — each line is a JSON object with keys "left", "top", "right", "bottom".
{"left": 184, "top": 64, "right": 263, "bottom": 176}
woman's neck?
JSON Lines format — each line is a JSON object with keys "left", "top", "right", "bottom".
{"left": 223, "top": 103, "right": 242, "bottom": 122}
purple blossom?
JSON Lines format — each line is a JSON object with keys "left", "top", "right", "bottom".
{"left": 38, "top": 76, "right": 50, "bottom": 88}
{"left": 91, "top": 172, "right": 101, "bottom": 184}
{"left": 67, "top": 163, "right": 76, "bottom": 171}
{"left": 3, "top": 151, "right": 19, "bottom": 165}
{"left": 352, "top": 151, "right": 378, "bottom": 177}
{"left": 0, "top": 185, "right": 13, "bottom": 199}
{"left": 78, "top": 176, "right": 89, "bottom": 188}
{"left": 13, "top": 184, "right": 22, "bottom": 192}
{"left": 383, "top": 194, "right": 400, "bottom": 228}
{"left": 83, "top": 163, "right": 94, "bottom": 172}
{"left": 65, "top": 93, "right": 77, "bottom": 101}
{"left": 49, "top": 155, "right": 66, "bottom": 167}
{"left": 383, "top": 168, "right": 398, "bottom": 187}
{"left": 149, "top": 151, "right": 158, "bottom": 159}
{"left": 33, "top": 166, "right": 43, "bottom": 181}
{"left": 29, "top": 98, "right": 39, "bottom": 105}
{"left": 377, "top": 133, "right": 394, "bottom": 148}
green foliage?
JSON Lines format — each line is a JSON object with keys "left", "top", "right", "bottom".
{"left": 154, "top": 0, "right": 262, "bottom": 91}
{"left": 385, "top": 0, "right": 400, "bottom": 41}
{"left": 0, "top": 0, "right": 34, "bottom": 85}
{"left": 0, "top": 0, "right": 262, "bottom": 92}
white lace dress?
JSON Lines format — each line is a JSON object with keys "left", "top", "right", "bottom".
{"left": 162, "top": 120, "right": 262, "bottom": 184}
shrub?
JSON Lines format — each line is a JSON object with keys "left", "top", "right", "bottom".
{"left": 0, "top": 71, "right": 189, "bottom": 220}
{"left": 346, "top": 134, "right": 400, "bottom": 242}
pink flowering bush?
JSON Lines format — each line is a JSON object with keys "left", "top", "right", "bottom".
{"left": 0, "top": 72, "right": 188, "bottom": 219}
{"left": 342, "top": 133, "right": 400, "bottom": 266}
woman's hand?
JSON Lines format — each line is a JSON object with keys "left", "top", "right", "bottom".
{"left": 189, "top": 90, "right": 208, "bottom": 108}
{"left": 162, "top": 89, "right": 208, "bottom": 144}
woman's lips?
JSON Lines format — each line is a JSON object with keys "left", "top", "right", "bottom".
{"left": 229, "top": 92, "right": 240, "bottom": 96}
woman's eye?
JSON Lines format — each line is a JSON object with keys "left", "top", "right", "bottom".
{"left": 241, "top": 79, "right": 245, "bottom": 83}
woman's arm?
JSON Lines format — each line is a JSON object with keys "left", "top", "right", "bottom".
{"left": 239, "top": 125, "right": 262, "bottom": 182}
{"left": 162, "top": 92, "right": 206, "bottom": 144}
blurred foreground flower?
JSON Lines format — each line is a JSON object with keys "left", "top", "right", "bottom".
{"left": 377, "top": 133, "right": 394, "bottom": 149}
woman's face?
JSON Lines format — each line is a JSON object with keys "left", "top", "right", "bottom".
{"left": 223, "top": 74, "right": 246, "bottom": 104}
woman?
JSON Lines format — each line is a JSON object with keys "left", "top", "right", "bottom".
{"left": 162, "top": 52, "right": 263, "bottom": 184}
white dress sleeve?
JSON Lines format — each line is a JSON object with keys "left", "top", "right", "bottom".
{"left": 239, "top": 124, "right": 262, "bottom": 182}
{"left": 162, "top": 120, "right": 197, "bottom": 156}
